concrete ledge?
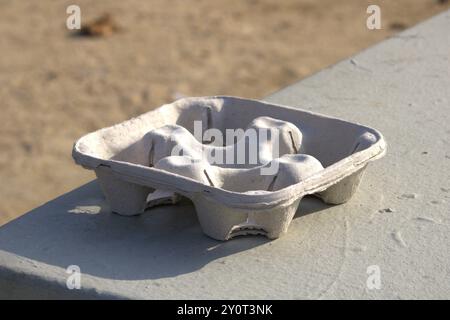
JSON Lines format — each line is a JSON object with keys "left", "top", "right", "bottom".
{"left": 1, "top": 10, "right": 449, "bottom": 299}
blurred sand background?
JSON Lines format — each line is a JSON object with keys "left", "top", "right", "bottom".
{"left": 1, "top": 0, "right": 449, "bottom": 225}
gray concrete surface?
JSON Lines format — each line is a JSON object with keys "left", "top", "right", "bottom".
{"left": 1, "top": 10, "right": 449, "bottom": 299}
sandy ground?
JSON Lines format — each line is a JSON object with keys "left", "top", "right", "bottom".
{"left": 1, "top": 0, "right": 449, "bottom": 225}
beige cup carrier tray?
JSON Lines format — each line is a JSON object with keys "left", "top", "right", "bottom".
{"left": 72, "top": 96, "right": 386, "bottom": 240}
